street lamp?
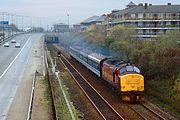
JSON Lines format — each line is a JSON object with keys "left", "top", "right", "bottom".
{"left": 2, "top": 12, "right": 5, "bottom": 40}
{"left": 10, "top": 14, "right": 14, "bottom": 36}
{"left": 67, "top": 14, "right": 69, "bottom": 30}
{"left": 21, "top": 15, "right": 24, "bottom": 32}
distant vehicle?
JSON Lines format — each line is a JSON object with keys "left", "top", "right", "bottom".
{"left": 15, "top": 43, "right": 20, "bottom": 48}
{"left": 11, "top": 39, "right": 16, "bottom": 43}
{"left": 4, "top": 42, "right": 10, "bottom": 47}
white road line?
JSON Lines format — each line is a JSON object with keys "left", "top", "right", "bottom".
{"left": 0, "top": 37, "right": 31, "bottom": 79}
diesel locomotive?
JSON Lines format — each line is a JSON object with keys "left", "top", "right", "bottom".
{"left": 69, "top": 46, "right": 144, "bottom": 102}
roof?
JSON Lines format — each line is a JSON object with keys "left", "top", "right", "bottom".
{"left": 104, "top": 59, "right": 125, "bottom": 66}
{"left": 128, "top": 5, "right": 180, "bottom": 13}
{"left": 127, "top": 1, "right": 137, "bottom": 7}
{"left": 81, "top": 15, "right": 106, "bottom": 24}
{"left": 81, "top": 16, "right": 99, "bottom": 24}
{"left": 112, "top": 7, "right": 135, "bottom": 15}
{"left": 112, "top": 4, "right": 180, "bottom": 15}
{"left": 103, "top": 59, "right": 127, "bottom": 70}
{"left": 96, "top": 15, "right": 106, "bottom": 22}
{"left": 88, "top": 53, "right": 107, "bottom": 63}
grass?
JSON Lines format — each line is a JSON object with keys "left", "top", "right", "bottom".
{"left": 52, "top": 75, "right": 81, "bottom": 120}
{"left": 145, "top": 79, "right": 180, "bottom": 116}
{"left": 41, "top": 77, "right": 52, "bottom": 105}
{"left": 47, "top": 56, "right": 81, "bottom": 120}
{"left": 62, "top": 72, "right": 84, "bottom": 119}
{"left": 145, "top": 93, "right": 179, "bottom": 114}
{"left": 37, "top": 75, "right": 52, "bottom": 106}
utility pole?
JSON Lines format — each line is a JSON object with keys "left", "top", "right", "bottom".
{"left": 31, "top": 17, "right": 33, "bottom": 31}
{"left": 7, "top": 13, "right": 10, "bottom": 37}
{"left": 39, "top": 17, "right": 42, "bottom": 32}
{"left": 11, "top": 14, "right": 14, "bottom": 36}
{"left": 21, "top": 15, "right": 24, "bottom": 32}
{"left": 67, "top": 14, "right": 69, "bottom": 30}
{"left": 2, "top": 12, "right": 5, "bottom": 40}
{"left": 15, "top": 14, "right": 18, "bottom": 34}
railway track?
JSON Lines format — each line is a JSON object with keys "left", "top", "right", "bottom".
{"left": 51, "top": 45, "right": 173, "bottom": 120}
{"left": 128, "top": 103, "right": 166, "bottom": 120}
{"left": 58, "top": 54, "right": 124, "bottom": 120}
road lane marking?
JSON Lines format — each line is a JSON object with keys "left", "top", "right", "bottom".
{"left": 0, "top": 37, "right": 31, "bottom": 79}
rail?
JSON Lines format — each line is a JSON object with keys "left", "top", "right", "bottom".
{"left": 27, "top": 70, "right": 37, "bottom": 120}
{"left": 59, "top": 54, "right": 125, "bottom": 120}
{"left": 141, "top": 103, "right": 166, "bottom": 120}
{"left": 128, "top": 103, "right": 166, "bottom": 120}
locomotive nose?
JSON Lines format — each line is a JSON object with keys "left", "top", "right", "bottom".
{"left": 120, "top": 74, "right": 144, "bottom": 92}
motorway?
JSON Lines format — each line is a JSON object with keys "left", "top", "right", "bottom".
{"left": 0, "top": 33, "right": 43, "bottom": 120}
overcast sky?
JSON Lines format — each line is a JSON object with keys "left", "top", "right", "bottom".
{"left": 0, "top": 0, "right": 179, "bottom": 28}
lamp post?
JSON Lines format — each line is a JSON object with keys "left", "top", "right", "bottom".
{"left": 11, "top": 14, "right": 14, "bottom": 36}
{"left": 7, "top": 13, "right": 11, "bottom": 37}
{"left": 21, "top": 15, "right": 24, "bottom": 32}
{"left": 2, "top": 12, "right": 5, "bottom": 40}
{"left": 67, "top": 14, "right": 69, "bottom": 31}
{"left": 14, "top": 14, "right": 18, "bottom": 34}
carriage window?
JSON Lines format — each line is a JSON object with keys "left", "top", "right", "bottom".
{"left": 134, "top": 67, "right": 140, "bottom": 73}
{"left": 126, "top": 66, "right": 133, "bottom": 72}
{"left": 119, "top": 67, "right": 126, "bottom": 73}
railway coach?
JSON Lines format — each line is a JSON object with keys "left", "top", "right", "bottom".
{"left": 69, "top": 46, "right": 107, "bottom": 76}
{"left": 69, "top": 46, "right": 144, "bottom": 102}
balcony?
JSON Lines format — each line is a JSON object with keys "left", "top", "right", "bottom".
{"left": 120, "top": 16, "right": 180, "bottom": 21}
{"left": 111, "top": 18, "right": 125, "bottom": 23}
{"left": 135, "top": 24, "right": 180, "bottom": 28}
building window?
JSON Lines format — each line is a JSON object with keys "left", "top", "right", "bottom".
{"left": 138, "top": 22, "right": 143, "bottom": 27}
{"left": 153, "top": 14, "right": 158, "bottom": 19}
{"left": 149, "top": 29, "right": 152, "bottom": 33}
{"left": 131, "top": 22, "right": 135, "bottom": 26}
{"left": 158, "top": 21, "right": 163, "bottom": 27}
{"left": 166, "top": 13, "right": 171, "bottom": 19}
{"left": 131, "top": 14, "right": 136, "bottom": 18}
{"left": 138, "top": 13, "right": 143, "bottom": 18}
{"left": 138, "top": 29, "right": 143, "bottom": 34}
{"left": 166, "top": 21, "right": 171, "bottom": 26}
{"left": 146, "top": 13, "right": 152, "bottom": 19}
{"left": 159, "top": 13, "right": 164, "bottom": 18}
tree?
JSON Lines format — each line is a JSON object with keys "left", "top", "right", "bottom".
{"left": 86, "top": 24, "right": 106, "bottom": 46}
{"left": 108, "top": 25, "right": 135, "bottom": 40}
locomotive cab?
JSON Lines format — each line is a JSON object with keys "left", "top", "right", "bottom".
{"left": 102, "top": 59, "right": 144, "bottom": 102}
{"left": 118, "top": 65, "right": 144, "bottom": 102}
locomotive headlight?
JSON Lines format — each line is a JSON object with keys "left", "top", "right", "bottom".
{"left": 131, "top": 84, "right": 135, "bottom": 88}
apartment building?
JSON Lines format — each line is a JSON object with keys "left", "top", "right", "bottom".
{"left": 109, "top": 1, "right": 180, "bottom": 38}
